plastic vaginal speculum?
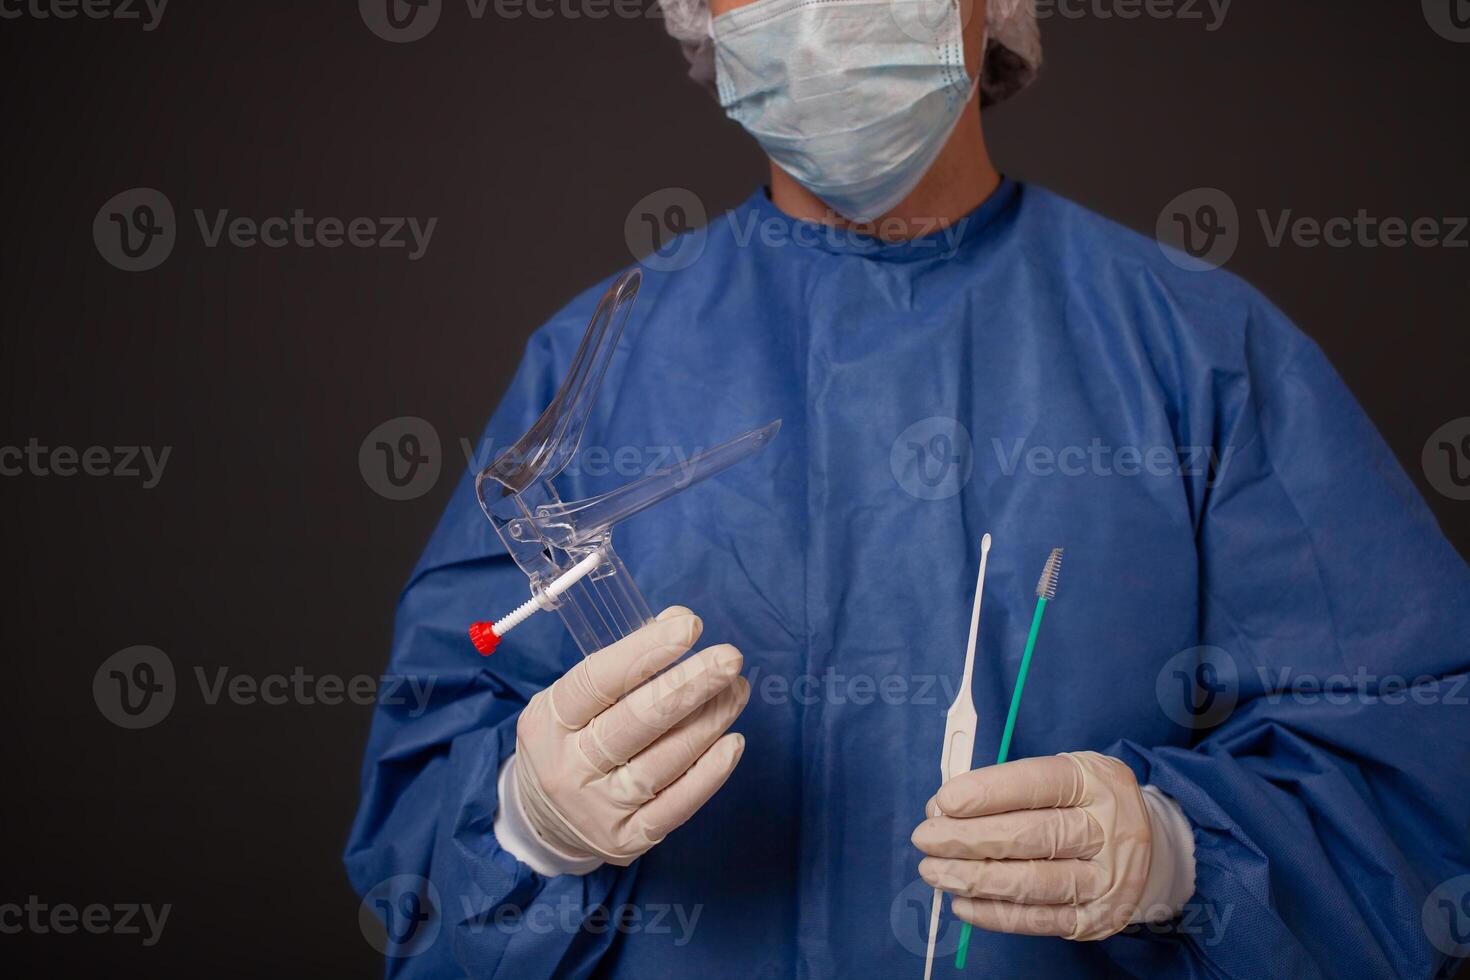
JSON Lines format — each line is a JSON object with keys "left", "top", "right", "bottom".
{"left": 472, "top": 268, "right": 781, "bottom": 657}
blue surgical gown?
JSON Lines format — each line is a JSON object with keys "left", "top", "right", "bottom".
{"left": 345, "top": 180, "right": 1470, "bottom": 978}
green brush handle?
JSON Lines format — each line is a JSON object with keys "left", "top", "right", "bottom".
{"left": 955, "top": 596, "right": 1050, "bottom": 970}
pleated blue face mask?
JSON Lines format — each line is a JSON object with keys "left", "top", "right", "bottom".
{"left": 713, "top": 0, "right": 978, "bottom": 223}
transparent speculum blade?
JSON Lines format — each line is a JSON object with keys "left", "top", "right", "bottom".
{"left": 478, "top": 268, "right": 641, "bottom": 502}
{"left": 532, "top": 421, "right": 782, "bottom": 550}
{"left": 470, "top": 268, "right": 781, "bottom": 657}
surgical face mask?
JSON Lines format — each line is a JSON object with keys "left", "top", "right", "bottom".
{"left": 712, "top": 0, "right": 978, "bottom": 223}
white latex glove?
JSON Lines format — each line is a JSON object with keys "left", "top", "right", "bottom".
{"left": 509, "top": 606, "right": 749, "bottom": 869}
{"left": 912, "top": 751, "right": 1194, "bottom": 941}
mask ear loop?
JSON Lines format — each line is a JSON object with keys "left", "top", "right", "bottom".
{"left": 963, "top": 0, "right": 990, "bottom": 95}
{"left": 970, "top": 16, "right": 993, "bottom": 91}
{"left": 965, "top": 25, "right": 989, "bottom": 101}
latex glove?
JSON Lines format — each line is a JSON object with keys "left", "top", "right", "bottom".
{"left": 912, "top": 751, "right": 1192, "bottom": 941}
{"left": 511, "top": 606, "right": 749, "bottom": 868}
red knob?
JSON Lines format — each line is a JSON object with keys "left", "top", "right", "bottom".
{"left": 468, "top": 621, "right": 500, "bottom": 655}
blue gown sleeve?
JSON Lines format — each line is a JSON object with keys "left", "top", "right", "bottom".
{"left": 1106, "top": 302, "right": 1470, "bottom": 979}
{"left": 343, "top": 328, "right": 638, "bottom": 979}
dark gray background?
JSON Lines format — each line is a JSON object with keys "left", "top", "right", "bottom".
{"left": 1, "top": 0, "right": 1466, "bottom": 974}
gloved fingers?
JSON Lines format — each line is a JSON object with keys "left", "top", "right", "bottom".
{"left": 919, "top": 856, "right": 1108, "bottom": 904}
{"left": 550, "top": 608, "right": 702, "bottom": 729}
{"left": 636, "top": 731, "right": 745, "bottom": 844}
{"left": 911, "top": 807, "right": 1104, "bottom": 860}
{"left": 580, "top": 643, "right": 743, "bottom": 772}
{"left": 936, "top": 755, "right": 1086, "bottom": 818}
{"left": 950, "top": 897, "right": 1077, "bottom": 938}
{"left": 614, "top": 677, "right": 751, "bottom": 804}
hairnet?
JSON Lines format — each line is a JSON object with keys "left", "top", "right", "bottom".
{"left": 656, "top": 0, "right": 1042, "bottom": 107}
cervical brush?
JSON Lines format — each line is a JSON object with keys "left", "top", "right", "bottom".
{"left": 955, "top": 547, "right": 1063, "bottom": 970}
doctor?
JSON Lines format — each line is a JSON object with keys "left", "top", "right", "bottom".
{"left": 346, "top": 1, "right": 1470, "bottom": 976}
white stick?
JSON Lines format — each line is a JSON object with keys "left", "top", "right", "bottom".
{"left": 923, "top": 884, "right": 945, "bottom": 980}
{"left": 923, "top": 533, "right": 992, "bottom": 980}
{"left": 494, "top": 549, "right": 604, "bottom": 637}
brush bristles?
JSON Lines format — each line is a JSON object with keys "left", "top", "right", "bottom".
{"left": 1036, "top": 548, "right": 1064, "bottom": 600}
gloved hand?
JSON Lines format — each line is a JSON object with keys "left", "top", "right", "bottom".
{"left": 509, "top": 606, "right": 749, "bottom": 868}
{"left": 911, "top": 751, "right": 1193, "bottom": 941}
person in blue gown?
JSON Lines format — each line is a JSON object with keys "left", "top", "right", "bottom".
{"left": 346, "top": 1, "right": 1470, "bottom": 976}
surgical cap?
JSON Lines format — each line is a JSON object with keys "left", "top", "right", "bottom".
{"left": 656, "top": 0, "right": 1043, "bottom": 107}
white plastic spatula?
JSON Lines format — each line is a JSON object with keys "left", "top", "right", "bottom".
{"left": 922, "top": 533, "right": 992, "bottom": 980}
